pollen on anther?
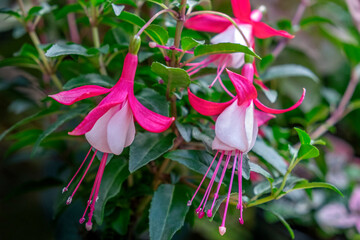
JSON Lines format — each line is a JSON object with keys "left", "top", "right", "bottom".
{"left": 85, "top": 222, "right": 93, "bottom": 231}
{"left": 187, "top": 200, "right": 192, "bottom": 206}
{"left": 62, "top": 187, "right": 68, "bottom": 194}
{"left": 79, "top": 218, "right": 85, "bottom": 224}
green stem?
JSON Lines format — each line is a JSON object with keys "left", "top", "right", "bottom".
{"left": 246, "top": 195, "right": 275, "bottom": 208}
{"left": 187, "top": 10, "right": 250, "bottom": 47}
{"left": 90, "top": 5, "right": 107, "bottom": 75}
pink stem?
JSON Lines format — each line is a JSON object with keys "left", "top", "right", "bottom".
{"left": 237, "top": 152, "right": 244, "bottom": 224}
{"left": 188, "top": 151, "right": 219, "bottom": 206}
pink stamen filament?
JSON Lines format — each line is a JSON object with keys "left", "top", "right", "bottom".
{"left": 218, "top": 76, "right": 235, "bottom": 98}
{"left": 66, "top": 150, "right": 98, "bottom": 205}
{"left": 209, "top": 56, "right": 227, "bottom": 88}
{"left": 63, "top": 147, "right": 93, "bottom": 193}
{"left": 208, "top": 153, "right": 232, "bottom": 217}
{"left": 219, "top": 152, "right": 238, "bottom": 235}
{"left": 254, "top": 88, "right": 306, "bottom": 114}
{"left": 237, "top": 152, "right": 244, "bottom": 224}
{"left": 196, "top": 152, "right": 225, "bottom": 216}
{"left": 86, "top": 153, "right": 108, "bottom": 231}
{"left": 149, "top": 42, "right": 194, "bottom": 54}
{"left": 186, "top": 58, "right": 216, "bottom": 76}
{"left": 187, "top": 151, "right": 219, "bottom": 206}
{"left": 79, "top": 172, "right": 100, "bottom": 224}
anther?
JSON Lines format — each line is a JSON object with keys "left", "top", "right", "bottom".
{"left": 187, "top": 200, "right": 192, "bottom": 207}
{"left": 66, "top": 197, "right": 72, "bottom": 205}
{"left": 62, "top": 187, "right": 68, "bottom": 194}
{"left": 85, "top": 222, "right": 93, "bottom": 231}
{"left": 198, "top": 211, "right": 205, "bottom": 219}
{"left": 207, "top": 209, "right": 213, "bottom": 218}
{"left": 219, "top": 226, "right": 226, "bottom": 236}
{"left": 79, "top": 218, "right": 85, "bottom": 224}
{"left": 149, "top": 42, "right": 157, "bottom": 48}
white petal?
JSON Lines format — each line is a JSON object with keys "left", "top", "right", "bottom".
{"left": 85, "top": 105, "right": 121, "bottom": 153}
{"left": 211, "top": 24, "right": 253, "bottom": 68}
{"left": 212, "top": 136, "right": 236, "bottom": 152}
{"left": 107, "top": 101, "right": 135, "bottom": 155}
{"left": 215, "top": 99, "right": 257, "bottom": 153}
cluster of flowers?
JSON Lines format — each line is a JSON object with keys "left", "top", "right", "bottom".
{"left": 50, "top": 0, "right": 305, "bottom": 235}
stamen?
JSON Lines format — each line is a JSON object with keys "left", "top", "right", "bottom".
{"left": 79, "top": 174, "right": 100, "bottom": 224}
{"left": 69, "top": 150, "right": 98, "bottom": 201}
{"left": 219, "top": 152, "right": 238, "bottom": 235}
{"left": 196, "top": 152, "right": 225, "bottom": 217}
{"left": 208, "top": 152, "right": 232, "bottom": 217}
{"left": 209, "top": 57, "right": 227, "bottom": 89}
{"left": 186, "top": 58, "right": 216, "bottom": 76}
{"left": 149, "top": 42, "right": 194, "bottom": 54}
{"left": 237, "top": 152, "right": 244, "bottom": 224}
{"left": 86, "top": 153, "right": 108, "bottom": 231}
{"left": 62, "top": 147, "right": 93, "bottom": 193}
{"left": 187, "top": 151, "right": 220, "bottom": 206}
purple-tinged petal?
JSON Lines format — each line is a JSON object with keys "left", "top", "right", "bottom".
{"left": 185, "top": 14, "right": 232, "bottom": 33}
{"left": 255, "top": 110, "right": 275, "bottom": 127}
{"left": 316, "top": 203, "right": 357, "bottom": 228}
{"left": 349, "top": 187, "right": 360, "bottom": 213}
{"left": 128, "top": 93, "right": 174, "bottom": 133}
{"left": 226, "top": 69, "right": 257, "bottom": 104}
{"left": 69, "top": 102, "right": 123, "bottom": 136}
{"left": 187, "top": 88, "right": 235, "bottom": 116}
{"left": 49, "top": 85, "right": 111, "bottom": 105}
{"left": 254, "top": 88, "right": 306, "bottom": 114}
{"left": 231, "top": 0, "right": 251, "bottom": 21}
{"left": 252, "top": 22, "right": 294, "bottom": 39}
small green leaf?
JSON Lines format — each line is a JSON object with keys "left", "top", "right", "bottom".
{"left": 111, "top": 3, "right": 125, "bottom": 16}
{"left": 300, "top": 16, "right": 333, "bottom": 28}
{"left": 294, "top": 127, "right": 311, "bottom": 145}
{"left": 261, "top": 206, "right": 295, "bottom": 239}
{"left": 252, "top": 139, "right": 287, "bottom": 175}
{"left": 151, "top": 62, "right": 191, "bottom": 90}
{"left": 0, "top": 8, "right": 21, "bottom": 18}
{"left": 149, "top": 184, "right": 190, "bottom": 240}
{"left": 289, "top": 181, "right": 343, "bottom": 197}
{"left": 297, "top": 144, "right": 319, "bottom": 160}
{"left": 0, "top": 56, "right": 39, "bottom": 69}
{"left": 45, "top": 43, "right": 92, "bottom": 57}
{"left": 242, "top": 154, "right": 251, "bottom": 180}
{"left": 305, "top": 105, "right": 329, "bottom": 125}
{"left": 194, "top": 43, "right": 260, "bottom": 59}
{"left": 129, "top": 132, "right": 176, "bottom": 173}
{"left": 181, "top": 37, "right": 204, "bottom": 51}
{"left": 31, "top": 104, "right": 90, "bottom": 156}
{"left": 261, "top": 64, "right": 319, "bottom": 82}
{"left": 94, "top": 157, "right": 129, "bottom": 225}
{"left": 63, "top": 74, "right": 115, "bottom": 90}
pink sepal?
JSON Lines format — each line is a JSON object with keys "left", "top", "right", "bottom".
{"left": 185, "top": 14, "right": 232, "bottom": 33}
{"left": 188, "top": 88, "right": 234, "bottom": 116}
{"left": 128, "top": 92, "right": 174, "bottom": 133}
{"left": 255, "top": 110, "right": 275, "bottom": 127}
{"left": 49, "top": 85, "right": 111, "bottom": 105}
{"left": 226, "top": 69, "right": 257, "bottom": 104}
{"left": 253, "top": 22, "right": 294, "bottom": 39}
{"left": 231, "top": 0, "right": 251, "bottom": 21}
{"left": 254, "top": 88, "right": 306, "bottom": 114}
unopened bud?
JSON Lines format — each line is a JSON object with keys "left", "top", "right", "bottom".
{"left": 129, "top": 35, "right": 141, "bottom": 55}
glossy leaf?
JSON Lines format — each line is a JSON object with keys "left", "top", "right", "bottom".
{"left": 136, "top": 88, "right": 170, "bottom": 117}
{"left": 45, "top": 43, "right": 92, "bottom": 57}
{"left": 194, "top": 43, "right": 261, "bottom": 59}
{"left": 149, "top": 184, "right": 190, "bottom": 240}
{"left": 129, "top": 132, "right": 176, "bottom": 173}
{"left": 63, "top": 74, "right": 115, "bottom": 90}
{"left": 151, "top": 62, "right": 191, "bottom": 90}
{"left": 249, "top": 162, "right": 272, "bottom": 179}
{"left": 297, "top": 144, "right": 319, "bottom": 160}
{"left": 175, "top": 121, "right": 192, "bottom": 142}
{"left": 261, "top": 64, "right": 319, "bottom": 82}
{"left": 181, "top": 37, "right": 204, "bottom": 51}
{"left": 94, "top": 157, "right": 129, "bottom": 225}
{"left": 288, "top": 181, "right": 343, "bottom": 196}
{"left": 294, "top": 127, "right": 311, "bottom": 145}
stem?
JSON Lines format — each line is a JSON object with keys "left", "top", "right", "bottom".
{"left": 135, "top": 9, "right": 179, "bottom": 38}
{"left": 272, "top": 0, "right": 310, "bottom": 58}
{"left": 310, "top": 65, "right": 360, "bottom": 139}
{"left": 246, "top": 195, "right": 275, "bottom": 208}
{"left": 67, "top": 0, "right": 81, "bottom": 44}
{"left": 187, "top": 11, "right": 250, "bottom": 47}
{"left": 90, "top": 5, "right": 107, "bottom": 75}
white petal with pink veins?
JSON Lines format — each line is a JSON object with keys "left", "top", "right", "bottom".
{"left": 85, "top": 104, "right": 121, "bottom": 153}
{"left": 107, "top": 101, "right": 135, "bottom": 155}
{"left": 215, "top": 99, "right": 258, "bottom": 153}
{"left": 211, "top": 24, "right": 253, "bottom": 68}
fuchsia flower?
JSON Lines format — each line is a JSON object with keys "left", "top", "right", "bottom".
{"left": 184, "top": 0, "right": 293, "bottom": 92}
{"left": 186, "top": 63, "right": 305, "bottom": 235}
{"left": 49, "top": 52, "right": 174, "bottom": 230}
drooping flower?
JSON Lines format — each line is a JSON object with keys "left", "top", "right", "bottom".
{"left": 50, "top": 44, "right": 174, "bottom": 230}
{"left": 184, "top": 0, "right": 294, "bottom": 91}
{"left": 186, "top": 63, "right": 305, "bottom": 235}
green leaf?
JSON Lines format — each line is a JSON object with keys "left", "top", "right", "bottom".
{"left": 289, "top": 181, "right": 343, "bottom": 197}
{"left": 0, "top": 105, "right": 60, "bottom": 142}
{"left": 261, "top": 64, "right": 319, "bottom": 82}
{"left": 300, "top": 16, "right": 333, "bottom": 28}
{"left": 249, "top": 162, "right": 272, "bottom": 179}
{"left": 0, "top": 56, "right": 39, "bottom": 69}
{"left": 343, "top": 43, "right": 360, "bottom": 64}
{"left": 118, "top": 11, "right": 168, "bottom": 45}
{"left": 297, "top": 144, "right": 319, "bottom": 160}
{"left": 45, "top": 43, "right": 92, "bottom": 57}
{"left": 94, "top": 157, "right": 129, "bottom": 225}
{"left": 261, "top": 206, "right": 295, "bottom": 239}
{"left": 111, "top": 3, "right": 125, "bottom": 16}
{"left": 242, "top": 154, "right": 251, "bottom": 180}
{"left": 54, "top": 3, "right": 82, "bottom": 19}
{"left": 0, "top": 8, "right": 21, "bottom": 18}
{"left": 194, "top": 43, "right": 261, "bottom": 59}
{"left": 63, "top": 74, "right": 115, "bottom": 90}
{"left": 175, "top": 121, "right": 192, "bottom": 142}
{"left": 111, "top": 208, "right": 131, "bottom": 235}
{"left": 149, "top": 184, "right": 190, "bottom": 240}
{"left": 305, "top": 105, "right": 329, "bottom": 125}
{"left": 136, "top": 88, "right": 170, "bottom": 117}
{"left": 151, "top": 62, "right": 191, "bottom": 90}
{"left": 252, "top": 139, "right": 287, "bottom": 175}
{"left": 31, "top": 104, "right": 90, "bottom": 156}
{"left": 294, "top": 127, "right": 311, "bottom": 145}
{"left": 129, "top": 132, "right": 176, "bottom": 173}
{"left": 181, "top": 37, "right": 204, "bottom": 51}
